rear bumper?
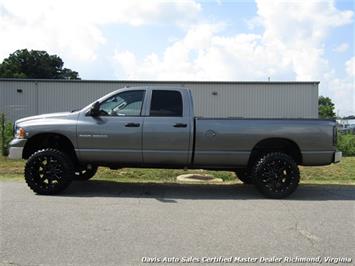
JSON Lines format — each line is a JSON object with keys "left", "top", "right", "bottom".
{"left": 333, "top": 151, "right": 342, "bottom": 163}
{"left": 302, "top": 150, "right": 341, "bottom": 166}
{"left": 8, "top": 147, "right": 23, "bottom": 160}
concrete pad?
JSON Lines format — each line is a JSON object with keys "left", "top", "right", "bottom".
{"left": 176, "top": 173, "right": 223, "bottom": 183}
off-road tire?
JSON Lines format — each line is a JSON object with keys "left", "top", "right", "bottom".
{"left": 24, "top": 149, "right": 74, "bottom": 195}
{"left": 252, "top": 152, "right": 300, "bottom": 199}
{"left": 235, "top": 169, "right": 253, "bottom": 184}
{"left": 74, "top": 165, "right": 98, "bottom": 181}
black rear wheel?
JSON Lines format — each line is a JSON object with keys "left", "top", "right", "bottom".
{"left": 252, "top": 152, "right": 300, "bottom": 199}
{"left": 24, "top": 149, "right": 74, "bottom": 195}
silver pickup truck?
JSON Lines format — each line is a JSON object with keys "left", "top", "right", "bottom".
{"left": 8, "top": 86, "right": 341, "bottom": 198}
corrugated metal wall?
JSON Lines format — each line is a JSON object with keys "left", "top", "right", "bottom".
{"left": 0, "top": 80, "right": 37, "bottom": 122}
{"left": 0, "top": 80, "right": 319, "bottom": 121}
{"left": 187, "top": 83, "right": 318, "bottom": 118}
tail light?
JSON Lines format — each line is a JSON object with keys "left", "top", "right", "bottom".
{"left": 333, "top": 126, "right": 337, "bottom": 146}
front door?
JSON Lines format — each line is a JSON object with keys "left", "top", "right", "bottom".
{"left": 142, "top": 89, "right": 191, "bottom": 165}
{"left": 77, "top": 90, "right": 145, "bottom": 164}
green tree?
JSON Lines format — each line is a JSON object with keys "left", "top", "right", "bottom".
{"left": 0, "top": 49, "right": 80, "bottom": 79}
{"left": 318, "top": 96, "right": 336, "bottom": 119}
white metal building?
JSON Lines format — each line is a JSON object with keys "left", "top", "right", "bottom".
{"left": 0, "top": 79, "right": 319, "bottom": 122}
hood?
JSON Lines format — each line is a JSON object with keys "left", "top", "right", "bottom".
{"left": 15, "top": 112, "right": 73, "bottom": 124}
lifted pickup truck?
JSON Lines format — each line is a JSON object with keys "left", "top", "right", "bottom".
{"left": 8, "top": 86, "right": 341, "bottom": 198}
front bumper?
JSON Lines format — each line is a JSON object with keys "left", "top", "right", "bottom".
{"left": 8, "top": 147, "right": 24, "bottom": 160}
{"left": 333, "top": 151, "right": 342, "bottom": 163}
{"left": 8, "top": 138, "right": 27, "bottom": 160}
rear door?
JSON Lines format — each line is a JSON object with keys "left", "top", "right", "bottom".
{"left": 142, "top": 89, "right": 192, "bottom": 165}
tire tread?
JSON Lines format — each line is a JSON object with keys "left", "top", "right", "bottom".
{"left": 251, "top": 152, "right": 300, "bottom": 199}
{"left": 24, "top": 148, "right": 74, "bottom": 195}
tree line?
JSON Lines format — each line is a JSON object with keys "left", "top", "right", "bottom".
{"left": 0, "top": 49, "right": 79, "bottom": 80}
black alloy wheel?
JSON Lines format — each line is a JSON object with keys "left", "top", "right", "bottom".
{"left": 252, "top": 152, "right": 300, "bottom": 199}
{"left": 74, "top": 165, "right": 98, "bottom": 181}
{"left": 24, "top": 149, "right": 74, "bottom": 195}
{"left": 235, "top": 169, "right": 253, "bottom": 184}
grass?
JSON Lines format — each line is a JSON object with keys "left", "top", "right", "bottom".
{"left": 0, "top": 156, "right": 354, "bottom": 184}
{"left": 299, "top": 157, "right": 355, "bottom": 184}
{"left": 0, "top": 156, "right": 236, "bottom": 183}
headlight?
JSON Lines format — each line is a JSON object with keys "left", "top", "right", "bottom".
{"left": 15, "top": 127, "right": 27, "bottom": 139}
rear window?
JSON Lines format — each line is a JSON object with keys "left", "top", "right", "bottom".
{"left": 150, "top": 90, "right": 183, "bottom": 117}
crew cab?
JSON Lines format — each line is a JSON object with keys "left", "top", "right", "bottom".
{"left": 8, "top": 87, "right": 342, "bottom": 198}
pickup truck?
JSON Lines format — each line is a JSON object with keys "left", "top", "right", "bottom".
{"left": 8, "top": 86, "right": 341, "bottom": 198}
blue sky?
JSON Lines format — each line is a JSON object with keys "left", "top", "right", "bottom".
{"left": 0, "top": 0, "right": 354, "bottom": 115}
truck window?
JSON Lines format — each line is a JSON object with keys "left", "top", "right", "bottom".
{"left": 99, "top": 90, "right": 145, "bottom": 116}
{"left": 150, "top": 90, "right": 183, "bottom": 117}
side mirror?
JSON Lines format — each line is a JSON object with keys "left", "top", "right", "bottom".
{"left": 88, "top": 101, "right": 100, "bottom": 116}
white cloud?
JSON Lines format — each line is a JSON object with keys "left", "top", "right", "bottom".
{"left": 113, "top": 50, "right": 138, "bottom": 77}
{"left": 114, "top": 23, "right": 290, "bottom": 80}
{"left": 345, "top": 56, "right": 355, "bottom": 77}
{"left": 333, "top": 43, "right": 349, "bottom": 53}
{"left": 0, "top": 0, "right": 201, "bottom": 61}
{"left": 256, "top": 0, "right": 352, "bottom": 45}
{"left": 255, "top": 0, "right": 352, "bottom": 81}
{"left": 339, "top": 57, "right": 355, "bottom": 115}
{"left": 114, "top": 0, "right": 354, "bottom": 115}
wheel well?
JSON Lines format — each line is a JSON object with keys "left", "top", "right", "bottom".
{"left": 248, "top": 138, "right": 302, "bottom": 167}
{"left": 23, "top": 133, "right": 77, "bottom": 163}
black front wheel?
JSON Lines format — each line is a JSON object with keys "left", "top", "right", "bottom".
{"left": 252, "top": 152, "right": 300, "bottom": 199}
{"left": 235, "top": 169, "right": 253, "bottom": 184}
{"left": 24, "top": 149, "right": 74, "bottom": 195}
{"left": 74, "top": 165, "right": 98, "bottom": 181}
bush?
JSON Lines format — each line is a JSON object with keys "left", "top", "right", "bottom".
{"left": 0, "top": 115, "right": 13, "bottom": 156}
{"left": 337, "top": 133, "right": 355, "bottom": 156}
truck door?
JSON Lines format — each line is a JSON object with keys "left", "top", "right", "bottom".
{"left": 77, "top": 89, "right": 145, "bottom": 164}
{"left": 142, "top": 89, "right": 192, "bottom": 165}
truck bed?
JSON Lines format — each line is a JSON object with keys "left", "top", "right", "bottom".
{"left": 193, "top": 118, "right": 336, "bottom": 167}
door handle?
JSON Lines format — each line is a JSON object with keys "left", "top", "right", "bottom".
{"left": 173, "top": 123, "right": 187, "bottom": 128}
{"left": 125, "top": 123, "right": 140, "bottom": 127}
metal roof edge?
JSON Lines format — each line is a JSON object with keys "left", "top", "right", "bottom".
{"left": 0, "top": 78, "right": 320, "bottom": 85}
